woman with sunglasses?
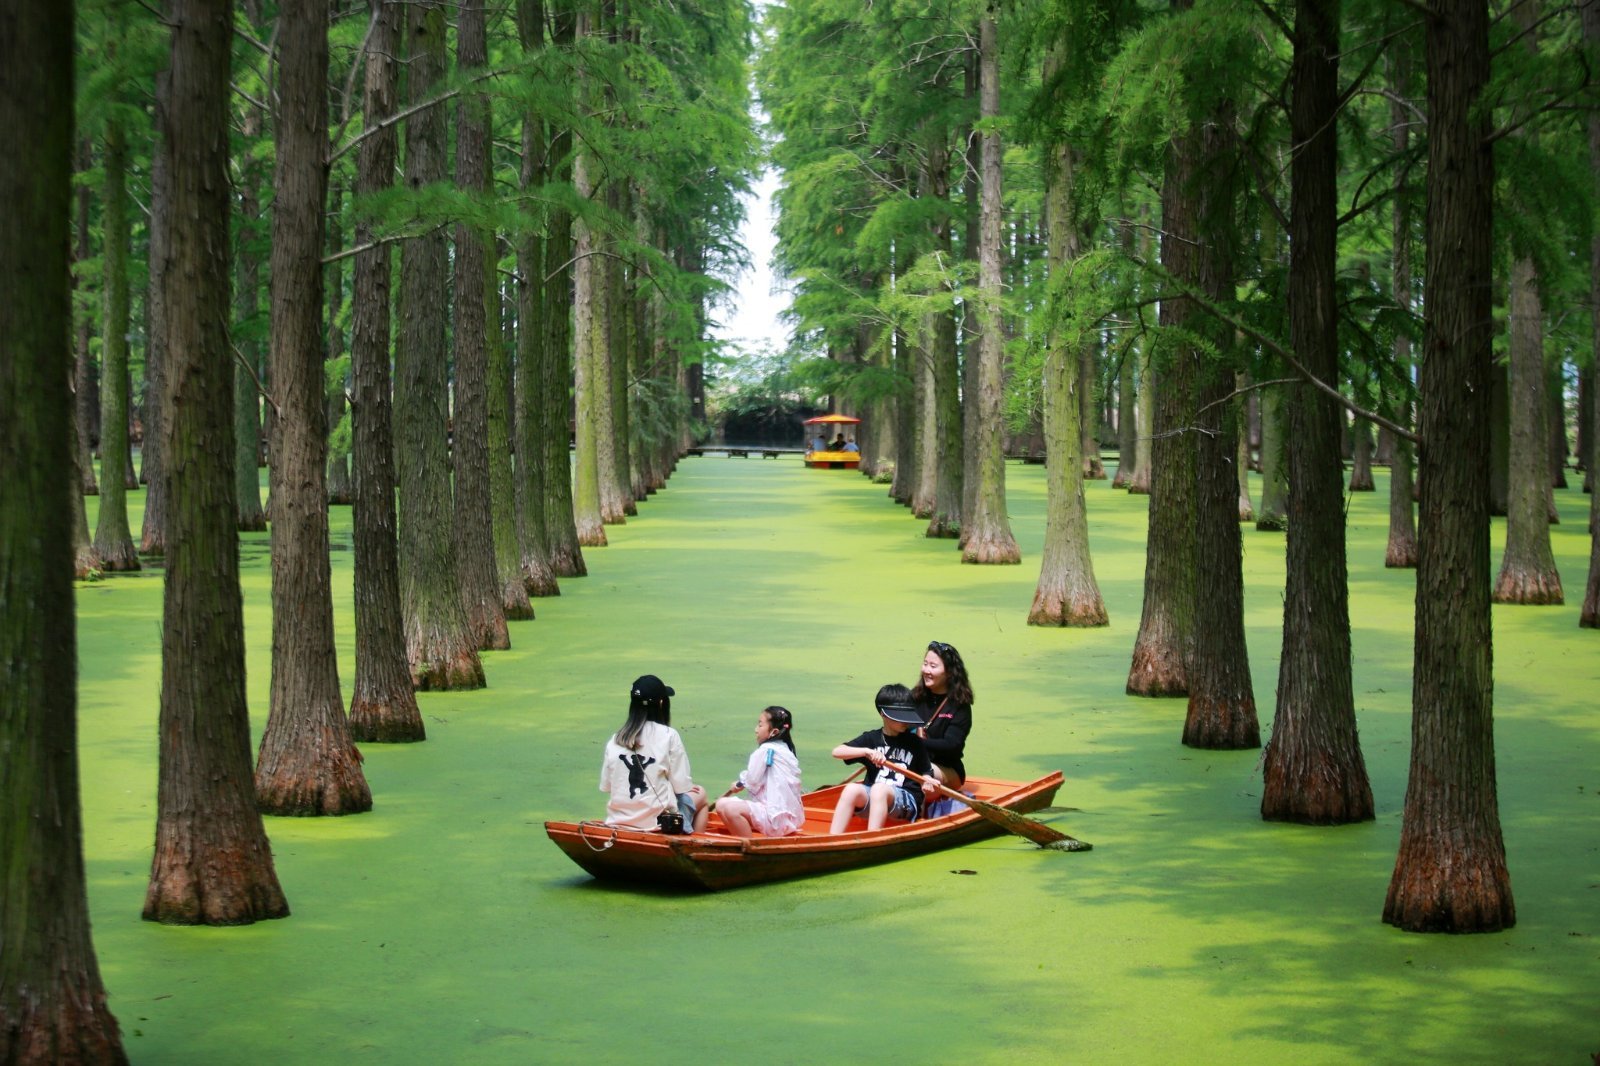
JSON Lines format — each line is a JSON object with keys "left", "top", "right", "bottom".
{"left": 911, "top": 640, "right": 974, "bottom": 795}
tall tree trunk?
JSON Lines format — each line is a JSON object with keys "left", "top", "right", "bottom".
{"left": 911, "top": 317, "right": 937, "bottom": 517}
{"left": 1492, "top": 255, "right": 1562, "bottom": 603}
{"left": 141, "top": 77, "right": 170, "bottom": 556}
{"left": 1348, "top": 415, "right": 1375, "bottom": 490}
{"left": 1079, "top": 343, "right": 1105, "bottom": 479}
{"left": 605, "top": 178, "right": 636, "bottom": 518}
{"left": 1, "top": 3, "right": 128, "bottom": 1053}
{"left": 92, "top": 117, "right": 140, "bottom": 571}
{"left": 1029, "top": 130, "right": 1106, "bottom": 627}
{"left": 348, "top": 0, "right": 424, "bottom": 741}
{"left": 1127, "top": 50, "right": 1199, "bottom": 697}
{"left": 254, "top": 0, "right": 373, "bottom": 816}
{"left": 539, "top": 49, "right": 586, "bottom": 577}
{"left": 145, "top": 0, "right": 290, "bottom": 926}
{"left": 513, "top": 0, "right": 561, "bottom": 598}
{"left": 1183, "top": 100, "right": 1256, "bottom": 750}
{"left": 75, "top": 139, "right": 101, "bottom": 497}
{"left": 1253, "top": 201, "right": 1287, "bottom": 529}
{"left": 1385, "top": 50, "right": 1419, "bottom": 569}
{"left": 1112, "top": 218, "right": 1138, "bottom": 491}
{"left": 235, "top": 107, "right": 268, "bottom": 532}
{"left": 1384, "top": 0, "right": 1515, "bottom": 933}
{"left": 1126, "top": 206, "right": 1154, "bottom": 495}
{"left": 961, "top": 5, "right": 1020, "bottom": 565}
{"left": 1487, "top": 360, "right": 1509, "bottom": 515}
{"left": 572, "top": 132, "right": 609, "bottom": 548}
{"left": 325, "top": 184, "right": 353, "bottom": 505}
{"left": 453, "top": 0, "right": 512, "bottom": 650}
{"left": 927, "top": 131, "right": 963, "bottom": 538}
{"left": 1584, "top": 0, "right": 1600, "bottom": 626}
{"left": 1261, "top": 0, "right": 1372, "bottom": 818}
{"left": 1234, "top": 376, "right": 1254, "bottom": 521}
{"left": 396, "top": 0, "right": 486, "bottom": 689}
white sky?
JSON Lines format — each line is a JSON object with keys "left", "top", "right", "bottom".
{"left": 708, "top": 168, "right": 790, "bottom": 355}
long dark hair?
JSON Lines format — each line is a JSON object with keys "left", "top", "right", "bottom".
{"left": 761, "top": 705, "right": 796, "bottom": 754}
{"left": 912, "top": 641, "right": 974, "bottom": 706}
{"left": 615, "top": 694, "right": 672, "bottom": 751}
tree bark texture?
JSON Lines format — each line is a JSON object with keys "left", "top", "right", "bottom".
{"left": 1586, "top": 0, "right": 1600, "bottom": 625}
{"left": 141, "top": 79, "right": 171, "bottom": 557}
{"left": 348, "top": 0, "right": 424, "bottom": 742}
{"left": 396, "top": 0, "right": 485, "bottom": 690}
{"left": 324, "top": 188, "right": 353, "bottom": 506}
{"left": 928, "top": 135, "right": 963, "bottom": 539}
{"left": 234, "top": 108, "right": 268, "bottom": 532}
{"left": 539, "top": 93, "right": 586, "bottom": 577}
{"left": 1384, "top": 0, "right": 1515, "bottom": 932}
{"left": 1079, "top": 343, "right": 1105, "bottom": 480}
{"left": 145, "top": 0, "right": 290, "bottom": 925}
{"left": 1492, "top": 254, "right": 1562, "bottom": 603}
{"left": 1262, "top": 0, "right": 1372, "bottom": 818}
{"left": 255, "top": 0, "right": 372, "bottom": 816}
{"left": 1126, "top": 208, "right": 1155, "bottom": 496}
{"left": 452, "top": 0, "right": 512, "bottom": 652}
{"left": 604, "top": 179, "right": 635, "bottom": 519}
{"left": 1, "top": 4, "right": 129, "bottom": 1054}
{"left": 572, "top": 140, "right": 609, "bottom": 548}
{"left": 1235, "top": 377, "right": 1254, "bottom": 521}
{"left": 1182, "top": 102, "right": 1256, "bottom": 750}
{"left": 1127, "top": 121, "right": 1198, "bottom": 697}
{"left": 912, "top": 315, "right": 937, "bottom": 518}
{"left": 1385, "top": 52, "right": 1419, "bottom": 569}
{"left": 74, "top": 139, "right": 101, "bottom": 497}
{"left": 1030, "top": 135, "right": 1106, "bottom": 627}
{"left": 961, "top": 8, "right": 1020, "bottom": 566}
{"left": 510, "top": 0, "right": 563, "bottom": 597}
{"left": 92, "top": 118, "right": 140, "bottom": 571}
{"left": 1347, "top": 417, "right": 1375, "bottom": 490}
{"left": 1487, "top": 362, "right": 1508, "bottom": 516}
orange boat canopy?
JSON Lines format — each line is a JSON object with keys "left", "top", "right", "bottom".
{"left": 802, "top": 413, "right": 861, "bottom": 425}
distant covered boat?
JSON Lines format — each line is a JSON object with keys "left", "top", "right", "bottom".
{"left": 544, "top": 771, "right": 1065, "bottom": 891}
{"left": 802, "top": 413, "right": 862, "bottom": 468}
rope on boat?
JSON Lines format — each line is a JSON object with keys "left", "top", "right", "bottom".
{"left": 577, "top": 820, "right": 617, "bottom": 852}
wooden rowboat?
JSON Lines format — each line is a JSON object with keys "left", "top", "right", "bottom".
{"left": 544, "top": 771, "right": 1064, "bottom": 891}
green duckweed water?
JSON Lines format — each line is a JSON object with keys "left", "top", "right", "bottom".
{"left": 77, "top": 458, "right": 1598, "bottom": 1063}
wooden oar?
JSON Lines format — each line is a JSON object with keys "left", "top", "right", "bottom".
{"left": 886, "top": 762, "right": 1091, "bottom": 852}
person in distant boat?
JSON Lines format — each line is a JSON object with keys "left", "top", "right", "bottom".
{"left": 600, "top": 674, "right": 708, "bottom": 833}
{"left": 828, "top": 684, "right": 931, "bottom": 833}
{"left": 714, "top": 706, "right": 804, "bottom": 838}
{"left": 829, "top": 433, "right": 847, "bottom": 451}
{"left": 811, "top": 432, "right": 828, "bottom": 452}
{"left": 911, "top": 640, "right": 974, "bottom": 802}
{"left": 843, "top": 438, "right": 859, "bottom": 453}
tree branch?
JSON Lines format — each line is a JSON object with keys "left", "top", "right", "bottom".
{"left": 232, "top": 342, "right": 281, "bottom": 417}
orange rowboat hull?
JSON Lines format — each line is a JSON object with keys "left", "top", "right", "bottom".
{"left": 545, "top": 772, "right": 1064, "bottom": 891}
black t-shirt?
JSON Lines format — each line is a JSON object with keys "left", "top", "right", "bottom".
{"left": 913, "top": 692, "right": 971, "bottom": 779}
{"left": 842, "top": 728, "right": 931, "bottom": 803}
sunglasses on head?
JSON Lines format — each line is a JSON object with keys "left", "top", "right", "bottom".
{"left": 928, "top": 641, "right": 953, "bottom": 656}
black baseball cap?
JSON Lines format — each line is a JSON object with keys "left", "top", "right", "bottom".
{"left": 873, "top": 695, "right": 923, "bottom": 725}
{"left": 631, "top": 675, "right": 675, "bottom": 702}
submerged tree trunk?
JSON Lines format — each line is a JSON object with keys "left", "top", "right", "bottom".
{"left": 1030, "top": 135, "right": 1107, "bottom": 627}
{"left": 1348, "top": 417, "right": 1375, "bottom": 490}
{"left": 962, "top": 7, "right": 1020, "bottom": 565}
{"left": 1182, "top": 101, "right": 1256, "bottom": 750}
{"left": 145, "top": 0, "right": 289, "bottom": 926}
{"left": 75, "top": 139, "right": 101, "bottom": 497}
{"left": 1384, "top": 0, "right": 1514, "bottom": 932}
{"left": 254, "top": 0, "right": 372, "bottom": 816}
{"left": 1585, "top": 0, "right": 1600, "bottom": 627}
{"left": 348, "top": 0, "right": 424, "bottom": 742}
{"left": 1, "top": 5, "right": 128, "bottom": 1053}
{"left": 1127, "top": 86, "right": 1199, "bottom": 698}
{"left": 324, "top": 187, "right": 353, "bottom": 506}
{"left": 92, "top": 118, "right": 140, "bottom": 571}
{"left": 395, "top": 0, "right": 485, "bottom": 690}
{"left": 928, "top": 138, "right": 963, "bottom": 539}
{"left": 1235, "top": 375, "right": 1254, "bottom": 521}
{"left": 1492, "top": 253, "right": 1562, "bottom": 604}
{"left": 1261, "top": 0, "right": 1372, "bottom": 819}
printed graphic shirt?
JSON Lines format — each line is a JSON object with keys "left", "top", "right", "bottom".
{"left": 599, "top": 722, "right": 693, "bottom": 831}
{"left": 841, "top": 728, "right": 931, "bottom": 806}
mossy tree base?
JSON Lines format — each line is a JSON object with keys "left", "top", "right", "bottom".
{"left": 1383, "top": 845, "right": 1515, "bottom": 933}
{"left": 1182, "top": 696, "right": 1260, "bottom": 750}
{"left": 1385, "top": 533, "right": 1419, "bottom": 568}
{"left": 1491, "top": 567, "right": 1563, "bottom": 605}
{"left": 1027, "top": 591, "right": 1108, "bottom": 628}
{"left": 256, "top": 722, "right": 373, "bottom": 817}
{"left": 548, "top": 547, "right": 587, "bottom": 578}
{"left": 960, "top": 532, "right": 1020, "bottom": 565}
{"left": 411, "top": 649, "right": 486, "bottom": 692}
{"left": 1261, "top": 748, "right": 1374, "bottom": 824}
{"left": 349, "top": 694, "right": 425, "bottom": 743}
{"left": 1126, "top": 642, "right": 1187, "bottom": 697}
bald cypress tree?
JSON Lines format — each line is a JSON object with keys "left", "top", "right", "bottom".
{"left": 1, "top": 2, "right": 127, "bottom": 1054}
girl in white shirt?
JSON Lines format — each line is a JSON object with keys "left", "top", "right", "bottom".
{"left": 600, "top": 675, "right": 708, "bottom": 832}
{"left": 715, "top": 706, "right": 804, "bottom": 837}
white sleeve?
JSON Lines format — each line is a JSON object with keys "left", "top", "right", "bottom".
{"left": 666, "top": 730, "right": 693, "bottom": 793}
{"left": 743, "top": 744, "right": 772, "bottom": 792}
{"left": 599, "top": 745, "right": 613, "bottom": 792}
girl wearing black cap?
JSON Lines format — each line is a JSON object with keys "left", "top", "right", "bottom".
{"left": 912, "top": 641, "right": 974, "bottom": 795}
{"left": 600, "top": 675, "right": 708, "bottom": 833}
